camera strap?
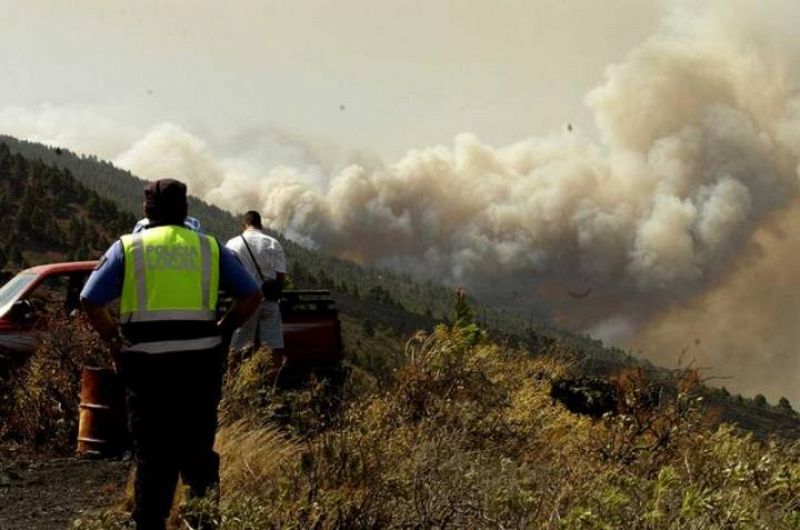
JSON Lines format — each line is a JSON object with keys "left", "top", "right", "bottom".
{"left": 240, "top": 234, "right": 266, "bottom": 283}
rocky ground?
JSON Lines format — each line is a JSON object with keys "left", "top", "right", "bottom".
{"left": 0, "top": 448, "right": 129, "bottom": 530}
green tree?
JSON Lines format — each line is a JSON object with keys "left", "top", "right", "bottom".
{"left": 68, "top": 217, "right": 83, "bottom": 247}
{"left": 452, "top": 287, "right": 482, "bottom": 346}
{"left": 362, "top": 318, "right": 375, "bottom": 337}
{"left": 7, "top": 245, "right": 24, "bottom": 268}
{"left": 453, "top": 288, "right": 475, "bottom": 329}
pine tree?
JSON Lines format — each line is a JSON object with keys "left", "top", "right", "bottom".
{"left": 7, "top": 245, "right": 24, "bottom": 268}
{"left": 68, "top": 217, "right": 83, "bottom": 247}
{"left": 778, "top": 397, "right": 794, "bottom": 414}
{"left": 452, "top": 287, "right": 482, "bottom": 345}
{"left": 362, "top": 318, "right": 375, "bottom": 337}
{"left": 453, "top": 288, "right": 475, "bottom": 329}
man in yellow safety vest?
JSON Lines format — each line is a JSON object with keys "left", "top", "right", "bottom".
{"left": 81, "top": 179, "right": 262, "bottom": 530}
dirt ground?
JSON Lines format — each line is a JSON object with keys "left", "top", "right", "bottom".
{"left": 0, "top": 449, "right": 130, "bottom": 530}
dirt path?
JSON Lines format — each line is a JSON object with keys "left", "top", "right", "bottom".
{"left": 0, "top": 452, "right": 130, "bottom": 530}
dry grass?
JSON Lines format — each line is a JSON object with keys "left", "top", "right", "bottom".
{"left": 74, "top": 324, "right": 800, "bottom": 529}
{"left": 217, "top": 420, "right": 302, "bottom": 495}
{"left": 207, "top": 325, "right": 800, "bottom": 529}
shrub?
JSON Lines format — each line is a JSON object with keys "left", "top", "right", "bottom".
{"left": 779, "top": 397, "right": 795, "bottom": 415}
{"left": 0, "top": 315, "right": 111, "bottom": 452}
{"left": 78, "top": 327, "right": 800, "bottom": 529}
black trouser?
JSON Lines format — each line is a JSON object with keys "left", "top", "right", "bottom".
{"left": 118, "top": 347, "right": 225, "bottom": 530}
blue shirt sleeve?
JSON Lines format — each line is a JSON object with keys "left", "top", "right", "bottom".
{"left": 80, "top": 241, "right": 125, "bottom": 305}
{"left": 219, "top": 245, "right": 260, "bottom": 297}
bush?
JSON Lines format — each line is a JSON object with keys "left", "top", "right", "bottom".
{"left": 0, "top": 315, "right": 111, "bottom": 452}
{"left": 78, "top": 327, "right": 800, "bottom": 529}
{"left": 779, "top": 397, "right": 795, "bottom": 415}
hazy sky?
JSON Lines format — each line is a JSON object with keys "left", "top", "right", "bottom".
{"left": 0, "top": 0, "right": 660, "bottom": 162}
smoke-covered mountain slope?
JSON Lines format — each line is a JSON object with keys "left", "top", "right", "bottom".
{"left": 2, "top": 135, "right": 798, "bottom": 438}
{"left": 0, "top": 134, "right": 638, "bottom": 368}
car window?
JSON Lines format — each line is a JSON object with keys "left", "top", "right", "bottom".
{"left": 0, "top": 273, "right": 37, "bottom": 317}
{"left": 27, "top": 273, "right": 89, "bottom": 316}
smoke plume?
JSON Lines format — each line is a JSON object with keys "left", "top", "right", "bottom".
{"left": 120, "top": 3, "right": 799, "bottom": 316}
{"left": 3, "top": 1, "right": 800, "bottom": 402}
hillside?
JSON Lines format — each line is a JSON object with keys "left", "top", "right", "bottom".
{"left": 0, "top": 142, "right": 798, "bottom": 528}
{"left": 211, "top": 327, "right": 800, "bottom": 529}
{"left": 73, "top": 324, "right": 800, "bottom": 529}
{"left": 0, "top": 142, "right": 135, "bottom": 268}
{"left": 0, "top": 136, "right": 798, "bottom": 438}
{"left": 0, "top": 135, "right": 640, "bottom": 368}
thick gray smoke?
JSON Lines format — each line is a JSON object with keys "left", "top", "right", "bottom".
{"left": 3, "top": 1, "right": 800, "bottom": 401}
{"left": 633, "top": 203, "right": 800, "bottom": 402}
{"left": 119, "top": 3, "right": 800, "bottom": 327}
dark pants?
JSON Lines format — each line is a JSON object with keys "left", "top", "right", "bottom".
{"left": 118, "top": 347, "right": 225, "bottom": 530}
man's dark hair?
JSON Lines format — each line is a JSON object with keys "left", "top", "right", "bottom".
{"left": 243, "top": 210, "right": 263, "bottom": 229}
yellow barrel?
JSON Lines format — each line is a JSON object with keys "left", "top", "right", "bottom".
{"left": 77, "top": 367, "right": 127, "bottom": 457}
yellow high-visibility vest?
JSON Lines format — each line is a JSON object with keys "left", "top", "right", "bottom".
{"left": 120, "top": 225, "right": 220, "bottom": 353}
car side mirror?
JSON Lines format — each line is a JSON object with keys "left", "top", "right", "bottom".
{"left": 9, "top": 299, "right": 35, "bottom": 323}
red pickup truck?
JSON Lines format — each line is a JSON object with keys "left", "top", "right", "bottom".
{"left": 0, "top": 261, "right": 343, "bottom": 366}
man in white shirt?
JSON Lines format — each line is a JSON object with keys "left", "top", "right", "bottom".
{"left": 225, "top": 211, "right": 287, "bottom": 351}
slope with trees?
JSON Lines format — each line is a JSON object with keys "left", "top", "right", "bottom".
{"left": 1, "top": 136, "right": 797, "bottom": 437}
{"left": 0, "top": 142, "right": 135, "bottom": 268}
{"left": 0, "top": 135, "right": 641, "bottom": 369}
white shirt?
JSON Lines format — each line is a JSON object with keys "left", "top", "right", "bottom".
{"left": 225, "top": 228, "right": 286, "bottom": 282}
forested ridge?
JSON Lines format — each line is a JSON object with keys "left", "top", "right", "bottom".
{"left": 1, "top": 136, "right": 798, "bottom": 437}
{"left": 0, "top": 135, "right": 638, "bottom": 368}
{"left": 0, "top": 142, "right": 135, "bottom": 268}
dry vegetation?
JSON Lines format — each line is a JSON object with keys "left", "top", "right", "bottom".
{"left": 189, "top": 326, "right": 800, "bottom": 528}
{"left": 0, "top": 314, "right": 111, "bottom": 452}
{"left": 7, "top": 317, "right": 800, "bottom": 529}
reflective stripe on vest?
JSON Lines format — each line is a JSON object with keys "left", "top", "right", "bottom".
{"left": 121, "top": 336, "right": 223, "bottom": 355}
{"left": 120, "top": 226, "right": 219, "bottom": 325}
